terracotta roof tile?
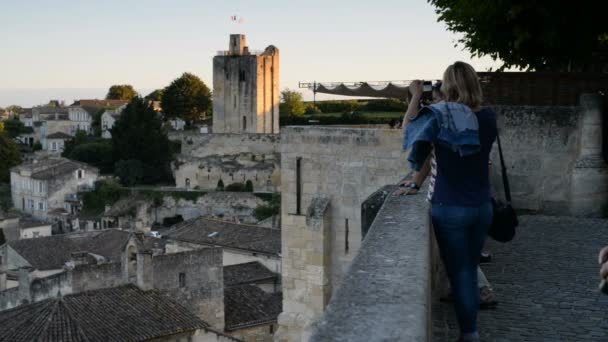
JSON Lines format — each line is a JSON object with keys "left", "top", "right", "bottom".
{"left": 224, "top": 285, "right": 282, "bottom": 330}
{"left": 223, "top": 262, "right": 278, "bottom": 287}
{"left": 165, "top": 217, "right": 281, "bottom": 255}
{"left": 0, "top": 285, "right": 207, "bottom": 342}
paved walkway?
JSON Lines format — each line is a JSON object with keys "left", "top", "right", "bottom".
{"left": 433, "top": 215, "right": 608, "bottom": 342}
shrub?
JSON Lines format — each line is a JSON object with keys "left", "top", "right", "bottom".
{"left": 225, "top": 182, "right": 246, "bottom": 192}
{"left": 245, "top": 180, "right": 254, "bottom": 192}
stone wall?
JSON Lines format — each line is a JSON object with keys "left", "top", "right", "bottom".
{"left": 490, "top": 96, "right": 608, "bottom": 217}
{"left": 228, "top": 323, "right": 277, "bottom": 342}
{"left": 277, "top": 127, "right": 409, "bottom": 341}
{"left": 171, "top": 132, "right": 281, "bottom": 192}
{"left": 310, "top": 184, "right": 439, "bottom": 341}
{"left": 71, "top": 262, "right": 123, "bottom": 292}
{"left": 157, "top": 192, "right": 269, "bottom": 224}
{"left": 491, "top": 105, "right": 580, "bottom": 213}
{"left": 152, "top": 248, "right": 225, "bottom": 330}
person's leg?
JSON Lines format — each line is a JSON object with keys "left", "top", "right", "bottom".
{"left": 460, "top": 202, "right": 493, "bottom": 338}
{"left": 431, "top": 205, "right": 478, "bottom": 339}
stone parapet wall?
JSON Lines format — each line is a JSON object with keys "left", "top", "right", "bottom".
{"left": 277, "top": 127, "right": 409, "bottom": 341}
{"left": 310, "top": 185, "right": 439, "bottom": 341}
{"left": 491, "top": 105, "right": 581, "bottom": 213}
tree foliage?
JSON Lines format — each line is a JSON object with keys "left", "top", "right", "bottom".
{"left": 0, "top": 133, "right": 21, "bottom": 183}
{"left": 66, "top": 140, "right": 113, "bottom": 174}
{"left": 114, "top": 159, "right": 144, "bottom": 186}
{"left": 225, "top": 182, "right": 246, "bottom": 192}
{"left": 145, "top": 89, "right": 164, "bottom": 101}
{"left": 111, "top": 97, "right": 174, "bottom": 185}
{"left": 62, "top": 130, "right": 88, "bottom": 157}
{"left": 162, "top": 73, "right": 211, "bottom": 124}
{"left": 106, "top": 84, "right": 137, "bottom": 100}
{"left": 429, "top": 0, "right": 608, "bottom": 71}
{"left": 280, "top": 89, "right": 306, "bottom": 117}
{"left": 2, "top": 118, "right": 31, "bottom": 138}
{"left": 252, "top": 193, "right": 280, "bottom": 221}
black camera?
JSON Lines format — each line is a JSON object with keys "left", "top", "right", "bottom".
{"left": 409, "top": 80, "right": 441, "bottom": 106}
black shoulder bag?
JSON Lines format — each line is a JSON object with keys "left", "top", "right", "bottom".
{"left": 488, "top": 131, "right": 518, "bottom": 243}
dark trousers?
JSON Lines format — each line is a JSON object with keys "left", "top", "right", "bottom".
{"left": 431, "top": 202, "right": 493, "bottom": 335}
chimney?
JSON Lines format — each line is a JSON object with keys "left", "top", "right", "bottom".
{"left": 136, "top": 250, "right": 154, "bottom": 290}
{"left": 70, "top": 251, "right": 94, "bottom": 266}
{"left": 18, "top": 267, "right": 32, "bottom": 304}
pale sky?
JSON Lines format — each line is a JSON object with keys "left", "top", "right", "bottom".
{"left": 0, "top": 0, "right": 503, "bottom": 107}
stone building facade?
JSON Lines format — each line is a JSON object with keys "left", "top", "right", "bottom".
{"left": 171, "top": 132, "right": 281, "bottom": 192}
{"left": 275, "top": 126, "right": 408, "bottom": 341}
{"left": 213, "top": 34, "right": 279, "bottom": 134}
{"left": 10, "top": 158, "right": 99, "bottom": 223}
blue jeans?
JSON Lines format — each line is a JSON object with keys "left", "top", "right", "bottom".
{"left": 431, "top": 202, "right": 493, "bottom": 337}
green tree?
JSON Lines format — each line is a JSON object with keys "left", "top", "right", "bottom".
{"left": 429, "top": 0, "right": 608, "bottom": 71}
{"left": 114, "top": 159, "right": 144, "bottom": 186}
{"left": 225, "top": 182, "right": 246, "bottom": 192}
{"left": 252, "top": 193, "right": 280, "bottom": 221}
{"left": 90, "top": 109, "right": 106, "bottom": 137}
{"left": 145, "top": 89, "right": 165, "bottom": 101}
{"left": 280, "top": 89, "right": 306, "bottom": 117}
{"left": 2, "top": 118, "right": 31, "bottom": 138}
{"left": 66, "top": 140, "right": 113, "bottom": 174}
{"left": 162, "top": 73, "right": 211, "bottom": 124}
{"left": 62, "top": 130, "right": 89, "bottom": 158}
{"left": 245, "top": 180, "right": 254, "bottom": 192}
{"left": 0, "top": 133, "right": 21, "bottom": 182}
{"left": 106, "top": 84, "right": 137, "bottom": 100}
{"left": 5, "top": 105, "right": 23, "bottom": 114}
{"left": 111, "top": 97, "right": 174, "bottom": 185}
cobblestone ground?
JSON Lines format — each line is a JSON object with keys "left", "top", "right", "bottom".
{"left": 433, "top": 215, "right": 608, "bottom": 342}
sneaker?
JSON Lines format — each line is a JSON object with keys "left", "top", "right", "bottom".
{"left": 480, "top": 253, "right": 492, "bottom": 263}
{"left": 479, "top": 286, "right": 498, "bottom": 309}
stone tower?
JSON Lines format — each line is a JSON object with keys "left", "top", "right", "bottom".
{"left": 213, "top": 34, "right": 280, "bottom": 134}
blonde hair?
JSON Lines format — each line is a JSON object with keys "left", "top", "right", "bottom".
{"left": 441, "top": 61, "right": 482, "bottom": 109}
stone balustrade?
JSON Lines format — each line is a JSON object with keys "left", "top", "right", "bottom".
{"left": 310, "top": 184, "right": 440, "bottom": 341}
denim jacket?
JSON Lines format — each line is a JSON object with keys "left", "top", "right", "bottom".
{"left": 403, "top": 101, "right": 480, "bottom": 170}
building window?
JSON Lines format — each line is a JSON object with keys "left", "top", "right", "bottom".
{"left": 234, "top": 96, "right": 237, "bottom": 109}
{"left": 270, "top": 325, "right": 274, "bottom": 334}
{"left": 51, "top": 142, "right": 57, "bottom": 151}
{"left": 239, "top": 70, "right": 246, "bottom": 82}
{"left": 38, "top": 202, "right": 44, "bottom": 211}
{"left": 179, "top": 273, "right": 186, "bottom": 288}
{"left": 185, "top": 178, "right": 190, "bottom": 188}
{"left": 33, "top": 232, "right": 40, "bottom": 238}
{"left": 243, "top": 116, "right": 247, "bottom": 131}
{"left": 77, "top": 169, "right": 84, "bottom": 179}
{"left": 39, "top": 182, "right": 43, "bottom": 193}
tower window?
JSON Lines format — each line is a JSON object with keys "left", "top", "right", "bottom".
{"left": 179, "top": 273, "right": 186, "bottom": 287}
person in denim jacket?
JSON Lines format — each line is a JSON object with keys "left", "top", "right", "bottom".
{"left": 403, "top": 62, "right": 497, "bottom": 342}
